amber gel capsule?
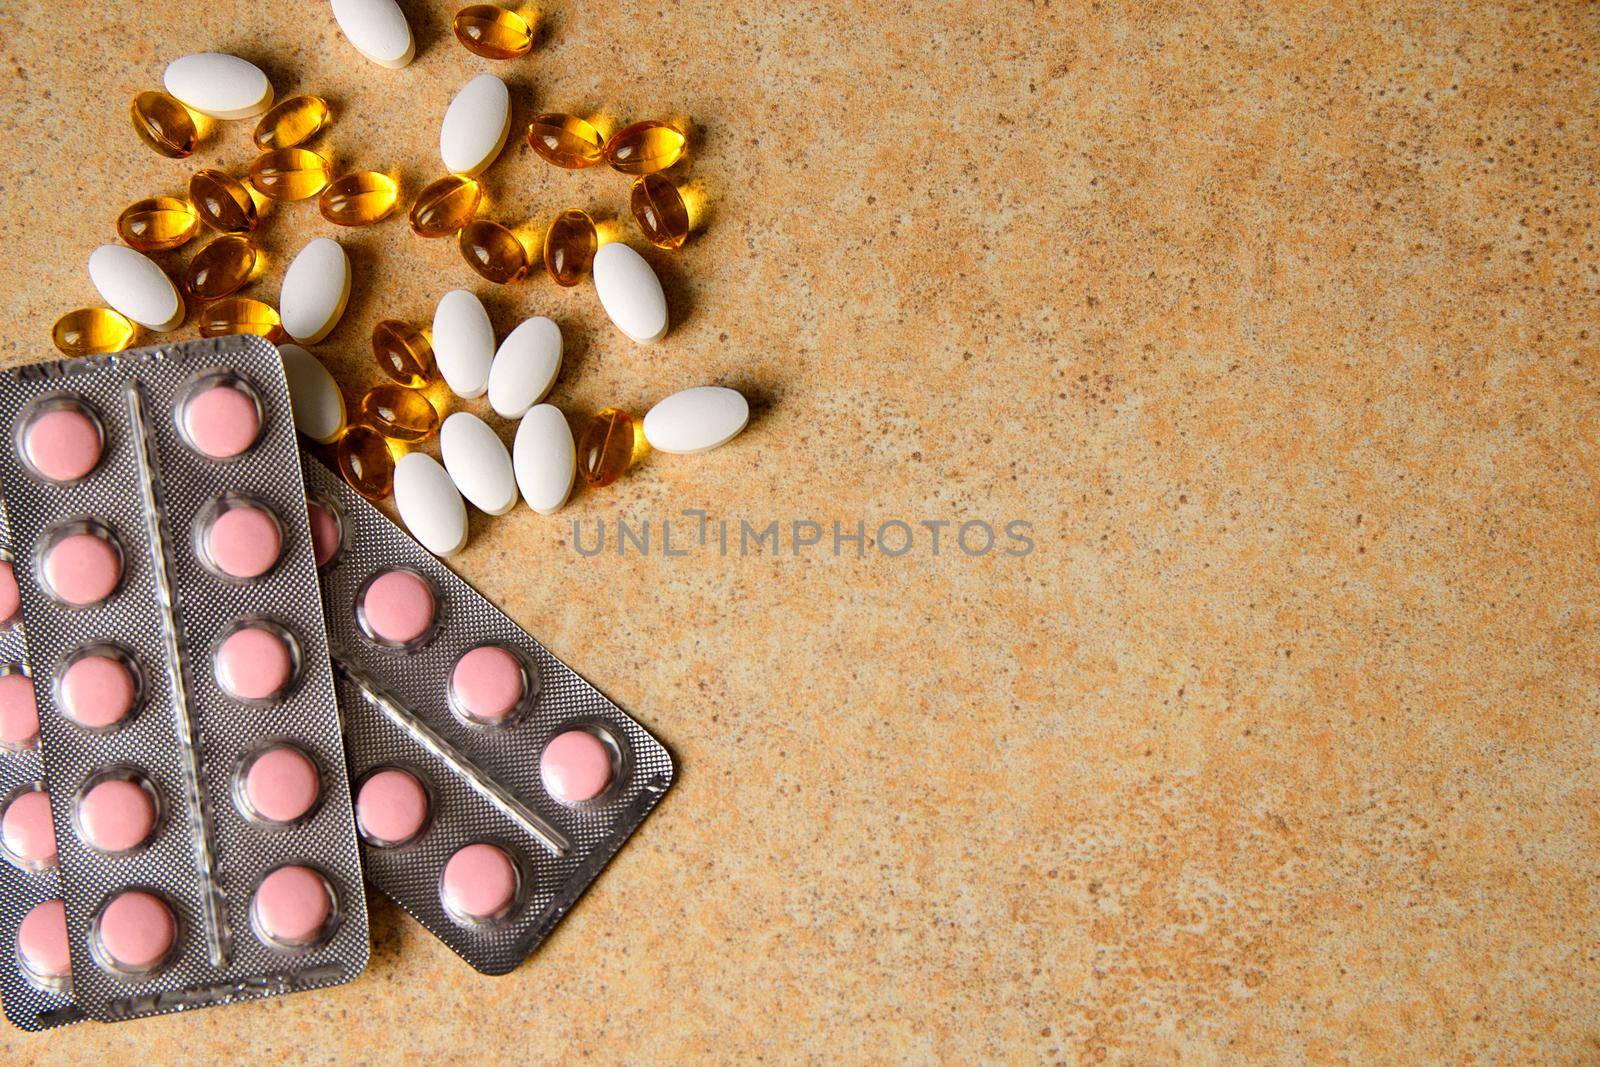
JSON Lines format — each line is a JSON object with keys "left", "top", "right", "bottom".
{"left": 320, "top": 172, "right": 399, "bottom": 227}
{"left": 130, "top": 91, "right": 198, "bottom": 158}
{"left": 53, "top": 309, "right": 135, "bottom": 356}
{"left": 189, "top": 169, "right": 259, "bottom": 233}
{"left": 629, "top": 174, "right": 690, "bottom": 250}
{"left": 453, "top": 4, "right": 534, "bottom": 60}
{"left": 253, "top": 95, "right": 330, "bottom": 151}
{"left": 372, "top": 321, "right": 436, "bottom": 388}
{"left": 116, "top": 197, "right": 200, "bottom": 253}
{"left": 185, "top": 234, "right": 257, "bottom": 301}
{"left": 249, "top": 148, "right": 332, "bottom": 201}
{"left": 409, "top": 175, "right": 481, "bottom": 238}
{"left": 337, "top": 425, "right": 395, "bottom": 501}
{"left": 458, "top": 219, "right": 528, "bottom": 284}
{"left": 543, "top": 209, "right": 596, "bottom": 287}
{"left": 578, "top": 408, "right": 635, "bottom": 488}
{"left": 361, "top": 385, "right": 440, "bottom": 442}
{"left": 526, "top": 114, "right": 605, "bottom": 169}
{"left": 199, "top": 297, "right": 284, "bottom": 343}
{"left": 603, "top": 121, "right": 687, "bottom": 175}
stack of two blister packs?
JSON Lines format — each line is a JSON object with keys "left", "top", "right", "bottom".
{"left": 0, "top": 337, "right": 673, "bottom": 1031}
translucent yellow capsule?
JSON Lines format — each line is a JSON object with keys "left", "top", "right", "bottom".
{"left": 453, "top": 4, "right": 535, "bottom": 60}
{"left": 252, "top": 95, "right": 331, "bottom": 151}
{"left": 629, "top": 174, "right": 690, "bottom": 250}
{"left": 52, "top": 308, "right": 136, "bottom": 357}
{"left": 249, "top": 148, "right": 332, "bottom": 201}
{"left": 458, "top": 219, "right": 528, "bottom": 284}
{"left": 526, "top": 113, "right": 604, "bottom": 169}
{"left": 130, "top": 91, "right": 198, "bottom": 159}
{"left": 543, "top": 209, "right": 596, "bottom": 287}
{"left": 602, "top": 121, "right": 687, "bottom": 175}
{"left": 409, "top": 175, "right": 481, "bottom": 238}
{"left": 116, "top": 196, "right": 200, "bottom": 253}
{"left": 361, "top": 385, "right": 440, "bottom": 442}
{"left": 577, "top": 408, "right": 635, "bottom": 488}
{"left": 189, "top": 169, "right": 258, "bottom": 233}
{"left": 319, "top": 172, "right": 399, "bottom": 227}
{"left": 198, "top": 297, "right": 284, "bottom": 343}
{"left": 185, "top": 235, "right": 258, "bottom": 301}
{"left": 337, "top": 425, "right": 394, "bottom": 501}
{"left": 372, "top": 321, "right": 436, "bottom": 388}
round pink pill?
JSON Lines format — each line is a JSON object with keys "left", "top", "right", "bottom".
{"left": 215, "top": 626, "right": 293, "bottom": 702}
{"left": 0, "top": 672, "right": 38, "bottom": 750}
{"left": 182, "top": 383, "right": 260, "bottom": 459}
{"left": 60, "top": 654, "right": 137, "bottom": 730}
{"left": 77, "top": 778, "right": 156, "bottom": 853}
{"left": 0, "top": 560, "right": 20, "bottom": 626}
{"left": 307, "top": 499, "right": 340, "bottom": 567}
{"left": 540, "top": 730, "right": 615, "bottom": 805}
{"left": 355, "top": 769, "right": 428, "bottom": 846}
{"left": 252, "top": 865, "right": 332, "bottom": 947}
{"left": 204, "top": 505, "right": 281, "bottom": 579}
{"left": 440, "top": 843, "right": 518, "bottom": 924}
{"left": 42, "top": 532, "right": 121, "bottom": 606}
{"left": 17, "top": 899, "right": 70, "bottom": 981}
{"left": 23, "top": 407, "right": 101, "bottom": 482}
{"left": 243, "top": 746, "right": 319, "bottom": 824}
{"left": 2, "top": 790, "right": 55, "bottom": 868}
{"left": 451, "top": 647, "right": 526, "bottom": 725}
{"left": 95, "top": 890, "right": 175, "bottom": 972}
{"left": 360, "top": 570, "right": 435, "bottom": 646}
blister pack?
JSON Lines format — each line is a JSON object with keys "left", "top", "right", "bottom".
{"left": 0, "top": 336, "right": 367, "bottom": 1022}
{"left": 302, "top": 455, "right": 674, "bottom": 974}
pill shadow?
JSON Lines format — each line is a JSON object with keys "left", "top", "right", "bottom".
{"left": 639, "top": 248, "right": 696, "bottom": 334}
{"left": 397, "top": 0, "right": 451, "bottom": 62}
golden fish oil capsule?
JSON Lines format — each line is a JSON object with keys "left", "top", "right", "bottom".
{"left": 409, "top": 174, "right": 481, "bottom": 238}
{"left": 198, "top": 297, "right": 284, "bottom": 343}
{"left": 116, "top": 196, "right": 200, "bottom": 253}
{"left": 526, "top": 113, "right": 604, "bottom": 169}
{"left": 337, "top": 425, "right": 394, "bottom": 501}
{"left": 185, "top": 234, "right": 257, "bottom": 301}
{"left": 253, "top": 95, "right": 330, "bottom": 151}
{"left": 319, "top": 172, "right": 399, "bottom": 227}
{"left": 52, "top": 308, "right": 135, "bottom": 357}
{"left": 361, "top": 385, "right": 439, "bottom": 442}
{"left": 453, "top": 4, "right": 534, "bottom": 60}
{"left": 603, "top": 121, "right": 687, "bottom": 175}
{"left": 458, "top": 219, "right": 528, "bottom": 284}
{"left": 130, "top": 91, "right": 198, "bottom": 159}
{"left": 249, "top": 148, "right": 332, "bottom": 201}
{"left": 189, "top": 169, "right": 258, "bottom": 233}
{"left": 629, "top": 174, "right": 690, "bottom": 250}
{"left": 578, "top": 408, "right": 636, "bottom": 488}
{"left": 543, "top": 208, "right": 596, "bottom": 287}
{"left": 373, "top": 320, "right": 436, "bottom": 388}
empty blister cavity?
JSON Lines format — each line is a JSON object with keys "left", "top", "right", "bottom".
{"left": 354, "top": 766, "right": 431, "bottom": 848}
{"left": 449, "top": 645, "right": 536, "bottom": 729}
{"left": 15, "top": 899, "right": 71, "bottom": 992}
{"left": 176, "top": 371, "right": 264, "bottom": 460}
{"left": 72, "top": 768, "right": 161, "bottom": 856}
{"left": 250, "top": 865, "right": 338, "bottom": 950}
{"left": 0, "top": 667, "right": 38, "bottom": 752}
{"left": 234, "top": 743, "right": 321, "bottom": 827}
{"left": 55, "top": 644, "right": 141, "bottom": 732}
{"left": 355, "top": 568, "right": 438, "bottom": 650}
{"left": 89, "top": 889, "right": 178, "bottom": 976}
{"left": 195, "top": 494, "right": 284, "bottom": 581}
{"left": 37, "top": 521, "right": 123, "bottom": 608}
{"left": 0, "top": 786, "right": 55, "bottom": 871}
{"left": 307, "top": 495, "right": 344, "bottom": 568}
{"left": 213, "top": 619, "right": 301, "bottom": 704}
{"left": 540, "top": 725, "right": 623, "bottom": 807}
{"left": 439, "top": 842, "right": 521, "bottom": 926}
{"left": 17, "top": 397, "right": 104, "bottom": 484}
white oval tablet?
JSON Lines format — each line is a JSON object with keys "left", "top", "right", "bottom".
{"left": 439, "top": 74, "right": 510, "bottom": 177}
{"left": 393, "top": 452, "right": 468, "bottom": 557}
{"left": 432, "top": 289, "right": 495, "bottom": 399}
{"left": 162, "top": 53, "right": 273, "bottom": 119}
{"left": 330, "top": 0, "right": 415, "bottom": 69}
{"left": 87, "top": 244, "right": 183, "bottom": 332}
{"left": 643, "top": 386, "right": 750, "bottom": 454}
{"left": 592, "top": 243, "right": 668, "bottom": 344}
{"left": 487, "top": 317, "right": 562, "bottom": 419}
{"left": 278, "top": 344, "right": 346, "bottom": 443}
{"left": 512, "top": 405, "right": 575, "bottom": 516}
{"left": 280, "top": 238, "right": 350, "bottom": 345}
{"left": 440, "top": 413, "right": 517, "bottom": 516}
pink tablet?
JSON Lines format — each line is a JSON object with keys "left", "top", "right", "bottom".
{"left": 450, "top": 646, "right": 525, "bottom": 725}
{"left": 0, "top": 560, "right": 20, "bottom": 626}
{"left": 252, "top": 865, "right": 333, "bottom": 947}
{"left": 1, "top": 789, "right": 56, "bottom": 869}
{"left": 540, "top": 730, "right": 615, "bottom": 805}
{"left": 23, "top": 406, "right": 102, "bottom": 482}
{"left": 215, "top": 625, "right": 294, "bottom": 702}
{"left": 355, "top": 768, "right": 428, "bottom": 847}
{"left": 307, "top": 498, "right": 340, "bottom": 567}
{"left": 358, "top": 570, "right": 435, "bottom": 647}
{"left": 16, "top": 899, "right": 71, "bottom": 983}
{"left": 440, "top": 843, "right": 517, "bottom": 924}
{"left": 42, "top": 531, "right": 121, "bottom": 606}
{"left": 204, "top": 504, "right": 281, "bottom": 579}
{"left": 59, "top": 653, "right": 137, "bottom": 730}
{"left": 76, "top": 777, "right": 157, "bottom": 853}
{"left": 242, "top": 745, "right": 320, "bottom": 824}
{"left": 182, "top": 382, "right": 260, "bottom": 459}
{"left": 0, "top": 672, "right": 38, "bottom": 750}
{"left": 95, "top": 890, "right": 175, "bottom": 972}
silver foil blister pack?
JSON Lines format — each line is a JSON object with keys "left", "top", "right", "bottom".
{"left": 0, "top": 337, "right": 367, "bottom": 1022}
{"left": 304, "top": 455, "right": 674, "bottom": 974}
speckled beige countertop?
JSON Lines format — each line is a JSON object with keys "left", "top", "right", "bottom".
{"left": 0, "top": 0, "right": 1596, "bottom": 1062}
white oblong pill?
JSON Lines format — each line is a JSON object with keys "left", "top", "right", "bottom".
{"left": 162, "top": 53, "right": 273, "bottom": 119}
{"left": 439, "top": 412, "right": 517, "bottom": 516}
{"left": 643, "top": 386, "right": 750, "bottom": 454}
{"left": 592, "top": 243, "right": 668, "bottom": 344}
{"left": 330, "top": 0, "right": 415, "bottom": 69}
{"left": 87, "top": 244, "right": 183, "bottom": 332}
{"left": 278, "top": 344, "right": 346, "bottom": 443}
{"left": 439, "top": 74, "right": 510, "bottom": 177}
{"left": 487, "top": 317, "right": 562, "bottom": 419}
{"left": 512, "top": 405, "right": 575, "bottom": 516}
{"left": 431, "top": 289, "right": 495, "bottom": 399}
{"left": 280, "top": 238, "right": 350, "bottom": 344}
{"left": 393, "top": 452, "right": 468, "bottom": 557}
